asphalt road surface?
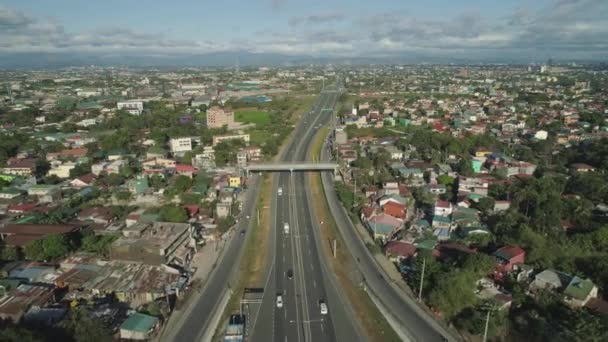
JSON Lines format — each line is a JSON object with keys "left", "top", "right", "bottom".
{"left": 251, "top": 88, "right": 363, "bottom": 342}
{"left": 166, "top": 174, "right": 262, "bottom": 342}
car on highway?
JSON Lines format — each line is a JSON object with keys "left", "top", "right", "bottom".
{"left": 283, "top": 222, "right": 290, "bottom": 234}
{"left": 240, "top": 230, "right": 245, "bottom": 236}
{"left": 319, "top": 300, "right": 328, "bottom": 315}
{"left": 276, "top": 294, "right": 283, "bottom": 308}
{"left": 277, "top": 187, "right": 283, "bottom": 196}
{"left": 287, "top": 269, "right": 293, "bottom": 279}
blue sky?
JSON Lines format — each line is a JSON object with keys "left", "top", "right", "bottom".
{"left": 1, "top": 0, "right": 606, "bottom": 60}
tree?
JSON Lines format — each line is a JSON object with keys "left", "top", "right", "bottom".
{"left": 62, "top": 307, "right": 112, "bottom": 342}
{"left": 159, "top": 205, "right": 188, "bottom": 223}
{"left": 0, "top": 325, "right": 44, "bottom": 342}
{"left": 149, "top": 175, "right": 166, "bottom": 190}
{"left": 436, "top": 174, "right": 455, "bottom": 186}
{"left": 81, "top": 231, "right": 119, "bottom": 257}
{"left": 461, "top": 253, "right": 496, "bottom": 277}
{"left": 429, "top": 270, "right": 478, "bottom": 319}
{"left": 42, "top": 234, "right": 70, "bottom": 260}
{"left": 217, "top": 216, "right": 236, "bottom": 233}
{"left": 23, "top": 240, "right": 45, "bottom": 261}
{"left": 115, "top": 191, "right": 132, "bottom": 201}
{"left": 475, "top": 197, "right": 496, "bottom": 214}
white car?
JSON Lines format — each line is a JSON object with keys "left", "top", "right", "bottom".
{"left": 277, "top": 187, "right": 283, "bottom": 196}
{"left": 276, "top": 295, "right": 284, "bottom": 308}
{"left": 283, "top": 223, "right": 290, "bottom": 234}
{"left": 320, "top": 301, "right": 328, "bottom": 315}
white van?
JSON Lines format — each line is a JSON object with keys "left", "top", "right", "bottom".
{"left": 283, "top": 222, "right": 290, "bottom": 234}
{"left": 278, "top": 187, "right": 283, "bottom": 196}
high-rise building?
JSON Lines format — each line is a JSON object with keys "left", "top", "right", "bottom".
{"left": 206, "top": 106, "right": 235, "bottom": 129}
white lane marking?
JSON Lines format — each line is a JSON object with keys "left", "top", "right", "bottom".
{"left": 285, "top": 308, "right": 287, "bottom": 319}
{"left": 321, "top": 323, "right": 325, "bottom": 333}
{"left": 283, "top": 255, "right": 285, "bottom": 263}
{"left": 313, "top": 280, "right": 316, "bottom": 288}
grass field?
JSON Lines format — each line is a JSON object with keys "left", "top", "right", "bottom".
{"left": 234, "top": 109, "right": 271, "bottom": 126}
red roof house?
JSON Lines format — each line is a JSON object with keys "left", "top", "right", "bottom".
{"left": 383, "top": 201, "right": 406, "bottom": 219}
{"left": 494, "top": 245, "right": 525, "bottom": 274}
{"left": 384, "top": 241, "right": 416, "bottom": 260}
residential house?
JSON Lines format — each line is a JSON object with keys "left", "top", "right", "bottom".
{"left": 530, "top": 269, "right": 572, "bottom": 292}
{"left": 383, "top": 201, "right": 406, "bottom": 220}
{"left": 384, "top": 241, "right": 416, "bottom": 262}
{"left": 0, "top": 188, "right": 22, "bottom": 200}
{"left": 1, "top": 158, "right": 36, "bottom": 176}
{"left": 27, "top": 185, "right": 61, "bottom": 203}
{"left": 570, "top": 163, "right": 595, "bottom": 173}
{"left": 0, "top": 224, "right": 82, "bottom": 249}
{"left": 216, "top": 202, "right": 231, "bottom": 218}
{"left": 382, "top": 182, "right": 400, "bottom": 196}
{"left": 127, "top": 177, "right": 150, "bottom": 195}
{"left": 434, "top": 200, "right": 453, "bottom": 216}
{"left": 563, "top": 276, "right": 599, "bottom": 308}
{"left": 47, "top": 162, "right": 76, "bottom": 179}
{"left": 69, "top": 173, "right": 97, "bottom": 188}
{"left": 120, "top": 312, "right": 159, "bottom": 340}
{"left": 494, "top": 245, "right": 525, "bottom": 274}
{"left": 175, "top": 164, "right": 196, "bottom": 178}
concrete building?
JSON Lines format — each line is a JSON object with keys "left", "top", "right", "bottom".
{"left": 27, "top": 184, "right": 61, "bottom": 203}
{"left": 212, "top": 134, "right": 250, "bottom": 146}
{"left": 335, "top": 126, "right": 348, "bottom": 144}
{"left": 47, "top": 162, "right": 76, "bottom": 179}
{"left": 206, "top": 106, "right": 235, "bottom": 129}
{"left": 192, "top": 146, "right": 216, "bottom": 169}
{"left": 170, "top": 137, "right": 193, "bottom": 154}
{"left": 109, "top": 222, "right": 193, "bottom": 266}
{"left": 117, "top": 100, "right": 144, "bottom": 115}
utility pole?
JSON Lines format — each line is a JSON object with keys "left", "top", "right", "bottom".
{"left": 333, "top": 239, "right": 337, "bottom": 258}
{"left": 352, "top": 175, "right": 357, "bottom": 210}
{"left": 482, "top": 309, "right": 491, "bottom": 342}
{"left": 418, "top": 256, "right": 426, "bottom": 302}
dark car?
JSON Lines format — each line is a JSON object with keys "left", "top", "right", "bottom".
{"left": 287, "top": 269, "right": 293, "bottom": 279}
{"left": 240, "top": 230, "right": 246, "bottom": 236}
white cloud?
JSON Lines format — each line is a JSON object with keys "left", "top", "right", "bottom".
{"left": 0, "top": 1, "right": 607, "bottom": 61}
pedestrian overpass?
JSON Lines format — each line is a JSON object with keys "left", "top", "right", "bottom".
{"left": 243, "top": 162, "right": 338, "bottom": 175}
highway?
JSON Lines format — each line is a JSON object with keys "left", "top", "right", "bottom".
{"left": 165, "top": 174, "right": 262, "bottom": 342}
{"left": 319, "top": 118, "right": 455, "bottom": 341}
{"left": 251, "top": 88, "right": 363, "bottom": 342}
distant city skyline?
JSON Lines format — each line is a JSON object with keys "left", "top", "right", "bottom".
{"left": 1, "top": 0, "right": 607, "bottom": 66}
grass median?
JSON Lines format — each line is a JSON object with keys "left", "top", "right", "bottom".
{"left": 212, "top": 98, "right": 311, "bottom": 339}
{"left": 309, "top": 127, "right": 401, "bottom": 342}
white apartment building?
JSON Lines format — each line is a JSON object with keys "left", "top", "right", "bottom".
{"left": 170, "top": 137, "right": 193, "bottom": 154}
{"left": 117, "top": 100, "right": 144, "bottom": 115}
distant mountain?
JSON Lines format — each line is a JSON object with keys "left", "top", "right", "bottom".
{"left": 0, "top": 51, "right": 596, "bottom": 69}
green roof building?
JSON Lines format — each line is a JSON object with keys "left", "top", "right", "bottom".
{"left": 120, "top": 312, "right": 159, "bottom": 340}
{"left": 564, "top": 276, "right": 598, "bottom": 307}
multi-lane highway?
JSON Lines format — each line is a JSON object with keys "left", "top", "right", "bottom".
{"left": 251, "top": 87, "right": 363, "bottom": 342}
{"left": 164, "top": 172, "right": 262, "bottom": 342}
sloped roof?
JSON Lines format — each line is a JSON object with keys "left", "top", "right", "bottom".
{"left": 120, "top": 312, "right": 159, "bottom": 333}
{"left": 564, "top": 276, "right": 595, "bottom": 300}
